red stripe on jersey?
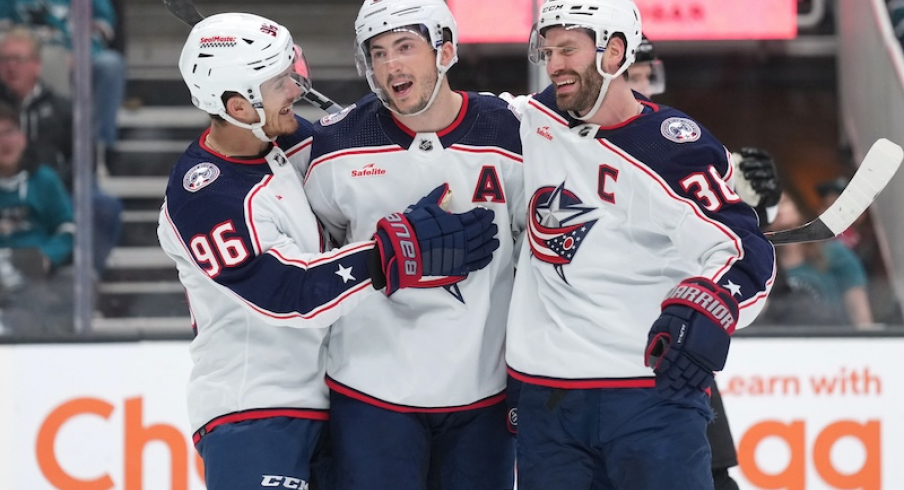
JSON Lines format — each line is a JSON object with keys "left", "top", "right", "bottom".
{"left": 245, "top": 175, "right": 272, "bottom": 254}
{"left": 284, "top": 137, "right": 312, "bottom": 157}
{"left": 326, "top": 376, "right": 506, "bottom": 413}
{"left": 192, "top": 408, "right": 329, "bottom": 444}
{"left": 508, "top": 367, "right": 656, "bottom": 389}
{"left": 199, "top": 128, "right": 269, "bottom": 164}
{"left": 448, "top": 144, "right": 523, "bottom": 163}
{"left": 390, "top": 91, "right": 470, "bottom": 137}
{"left": 598, "top": 139, "right": 744, "bottom": 279}
{"left": 528, "top": 99, "right": 568, "bottom": 126}
{"left": 238, "top": 278, "right": 373, "bottom": 321}
{"left": 269, "top": 241, "right": 374, "bottom": 268}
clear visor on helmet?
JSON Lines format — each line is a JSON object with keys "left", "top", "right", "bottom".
{"left": 355, "top": 24, "right": 433, "bottom": 75}
{"left": 291, "top": 44, "right": 313, "bottom": 95}
{"left": 627, "top": 59, "right": 666, "bottom": 98}
{"left": 528, "top": 23, "right": 598, "bottom": 65}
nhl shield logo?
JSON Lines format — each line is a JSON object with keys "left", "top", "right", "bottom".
{"left": 418, "top": 139, "right": 434, "bottom": 152}
{"left": 660, "top": 117, "right": 701, "bottom": 143}
{"left": 183, "top": 162, "right": 220, "bottom": 192}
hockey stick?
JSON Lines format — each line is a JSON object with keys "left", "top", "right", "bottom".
{"left": 161, "top": 0, "right": 344, "bottom": 114}
{"left": 765, "top": 138, "right": 903, "bottom": 245}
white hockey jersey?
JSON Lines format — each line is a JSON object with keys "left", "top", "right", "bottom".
{"left": 157, "top": 117, "right": 380, "bottom": 436}
{"left": 505, "top": 87, "right": 775, "bottom": 388}
{"left": 304, "top": 92, "right": 525, "bottom": 410}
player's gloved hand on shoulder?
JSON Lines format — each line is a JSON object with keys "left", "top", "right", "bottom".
{"left": 732, "top": 147, "right": 782, "bottom": 225}
{"left": 644, "top": 277, "right": 737, "bottom": 400}
{"left": 369, "top": 184, "right": 499, "bottom": 295}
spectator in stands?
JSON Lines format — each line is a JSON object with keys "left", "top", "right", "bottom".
{"left": 0, "top": 0, "right": 126, "bottom": 153}
{"left": 0, "top": 101, "right": 74, "bottom": 335}
{"left": 0, "top": 27, "right": 121, "bottom": 276}
{"left": 769, "top": 191, "right": 874, "bottom": 327}
{"left": 816, "top": 175, "right": 902, "bottom": 324}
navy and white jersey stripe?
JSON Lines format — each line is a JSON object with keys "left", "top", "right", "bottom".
{"left": 505, "top": 85, "right": 775, "bottom": 388}
{"left": 158, "top": 120, "right": 378, "bottom": 433}
{"left": 305, "top": 92, "right": 525, "bottom": 410}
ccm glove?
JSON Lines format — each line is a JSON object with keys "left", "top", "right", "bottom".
{"left": 370, "top": 184, "right": 499, "bottom": 295}
{"left": 732, "top": 147, "right": 782, "bottom": 225}
{"left": 644, "top": 277, "right": 738, "bottom": 399}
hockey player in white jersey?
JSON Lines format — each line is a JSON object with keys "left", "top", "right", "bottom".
{"left": 627, "top": 34, "right": 783, "bottom": 490}
{"left": 504, "top": 1, "right": 776, "bottom": 489}
{"left": 157, "top": 12, "right": 500, "bottom": 490}
{"left": 302, "top": 1, "right": 524, "bottom": 488}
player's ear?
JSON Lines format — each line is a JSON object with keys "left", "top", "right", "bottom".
{"left": 439, "top": 41, "right": 457, "bottom": 69}
{"left": 224, "top": 94, "right": 255, "bottom": 123}
{"left": 603, "top": 36, "right": 626, "bottom": 74}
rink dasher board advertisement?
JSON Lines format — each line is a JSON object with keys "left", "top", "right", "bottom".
{"left": 719, "top": 337, "right": 901, "bottom": 490}
{"left": 0, "top": 338, "right": 901, "bottom": 490}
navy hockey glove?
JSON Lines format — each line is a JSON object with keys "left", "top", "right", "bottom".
{"left": 370, "top": 184, "right": 499, "bottom": 295}
{"left": 644, "top": 277, "right": 738, "bottom": 399}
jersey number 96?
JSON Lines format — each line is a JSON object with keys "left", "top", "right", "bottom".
{"left": 189, "top": 221, "right": 250, "bottom": 278}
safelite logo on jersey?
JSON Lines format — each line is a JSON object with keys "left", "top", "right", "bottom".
{"left": 351, "top": 163, "right": 387, "bottom": 178}
{"left": 536, "top": 126, "right": 554, "bottom": 141}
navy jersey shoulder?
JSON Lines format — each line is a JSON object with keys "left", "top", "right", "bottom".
{"left": 311, "top": 93, "right": 386, "bottom": 159}
{"left": 165, "top": 141, "right": 273, "bottom": 240}
{"left": 457, "top": 92, "right": 522, "bottom": 156}
{"left": 275, "top": 114, "right": 315, "bottom": 151}
{"left": 532, "top": 84, "right": 728, "bottom": 182}
{"left": 603, "top": 105, "right": 730, "bottom": 185}
{"left": 311, "top": 92, "right": 521, "bottom": 160}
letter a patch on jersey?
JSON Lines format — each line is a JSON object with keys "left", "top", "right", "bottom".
{"left": 471, "top": 166, "right": 505, "bottom": 203}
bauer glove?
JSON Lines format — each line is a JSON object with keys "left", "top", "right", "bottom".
{"left": 369, "top": 184, "right": 499, "bottom": 295}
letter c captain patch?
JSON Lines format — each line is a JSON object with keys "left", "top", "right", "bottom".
{"left": 183, "top": 162, "right": 220, "bottom": 192}
{"left": 660, "top": 117, "right": 701, "bottom": 143}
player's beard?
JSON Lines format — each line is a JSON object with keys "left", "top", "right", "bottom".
{"left": 261, "top": 106, "right": 299, "bottom": 138}
{"left": 383, "top": 71, "right": 436, "bottom": 115}
{"left": 555, "top": 63, "right": 605, "bottom": 116}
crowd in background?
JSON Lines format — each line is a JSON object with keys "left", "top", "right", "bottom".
{"left": 0, "top": 0, "right": 901, "bottom": 336}
{"left": 0, "top": 0, "right": 124, "bottom": 335}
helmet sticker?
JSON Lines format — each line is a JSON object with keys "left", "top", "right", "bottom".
{"left": 183, "top": 162, "right": 221, "bottom": 192}
{"left": 199, "top": 36, "right": 236, "bottom": 48}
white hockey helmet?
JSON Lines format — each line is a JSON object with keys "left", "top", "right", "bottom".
{"left": 179, "top": 13, "right": 312, "bottom": 141}
{"left": 529, "top": 0, "right": 642, "bottom": 120}
{"left": 354, "top": 0, "right": 458, "bottom": 115}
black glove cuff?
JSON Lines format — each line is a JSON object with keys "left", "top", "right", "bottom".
{"left": 367, "top": 247, "right": 387, "bottom": 291}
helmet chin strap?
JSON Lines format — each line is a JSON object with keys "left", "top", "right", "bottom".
{"left": 380, "top": 48, "right": 455, "bottom": 118}
{"left": 568, "top": 51, "right": 629, "bottom": 122}
{"left": 219, "top": 108, "right": 274, "bottom": 143}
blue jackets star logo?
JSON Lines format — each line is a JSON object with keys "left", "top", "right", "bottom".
{"left": 527, "top": 181, "right": 597, "bottom": 283}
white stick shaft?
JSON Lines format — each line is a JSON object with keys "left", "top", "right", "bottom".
{"left": 821, "top": 138, "right": 903, "bottom": 235}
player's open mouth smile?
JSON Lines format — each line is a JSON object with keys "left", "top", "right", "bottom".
{"left": 555, "top": 78, "right": 577, "bottom": 94}
{"left": 391, "top": 80, "right": 414, "bottom": 97}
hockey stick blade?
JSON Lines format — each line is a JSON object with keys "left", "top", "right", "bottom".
{"left": 765, "top": 138, "right": 903, "bottom": 245}
{"left": 162, "top": 0, "right": 204, "bottom": 26}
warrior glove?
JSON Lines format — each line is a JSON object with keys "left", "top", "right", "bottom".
{"left": 370, "top": 184, "right": 499, "bottom": 295}
{"left": 644, "top": 277, "right": 738, "bottom": 399}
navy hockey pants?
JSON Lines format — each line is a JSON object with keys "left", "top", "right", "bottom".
{"left": 196, "top": 416, "right": 331, "bottom": 490}
{"left": 517, "top": 384, "right": 714, "bottom": 490}
{"left": 329, "top": 389, "right": 515, "bottom": 490}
